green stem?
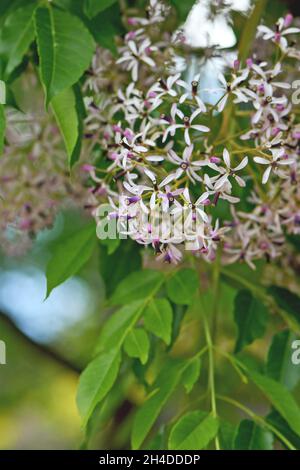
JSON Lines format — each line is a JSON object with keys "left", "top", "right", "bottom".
{"left": 217, "top": 394, "right": 296, "bottom": 451}
{"left": 202, "top": 303, "right": 220, "bottom": 450}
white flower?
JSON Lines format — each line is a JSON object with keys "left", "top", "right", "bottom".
{"left": 178, "top": 76, "right": 206, "bottom": 112}
{"left": 257, "top": 15, "right": 300, "bottom": 50}
{"left": 117, "top": 38, "right": 157, "bottom": 81}
{"left": 254, "top": 150, "right": 294, "bottom": 184}
{"left": 167, "top": 145, "right": 205, "bottom": 183}
{"left": 163, "top": 108, "right": 209, "bottom": 145}
{"left": 214, "top": 149, "right": 248, "bottom": 189}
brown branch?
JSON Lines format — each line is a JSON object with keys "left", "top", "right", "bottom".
{"left": 0, "top": 311, "right": 82, "bottom": 374}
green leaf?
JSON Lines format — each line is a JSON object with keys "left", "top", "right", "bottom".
{"left": 84, "top": 0, "right": 117, "bottom": 19}
{"left": 219, "top": 421, "right": 237, "bottom": 450}
{"left": 168, "top": 411, "right": 219, "bottom": 450}
{"left": 245, "top": 368, "right": 300, "bottom": 436}
{"left": 267, "top": 409, "right": 300, "bottom": 450}
{"left": 234, "top": 419, "right": 273, "bottom": 450}
{"left": 51, "top": 87, "right": 83, "bottom": 167}
{"left": 166, "top": 268, "right": 198, "bottom": 305}
{"left": 99, "top": 240, "right": 142, "bottom": 297}
{"left": 131, "top": 360, "right": 187, "bottom": 450}
{"left": 266, "top": 330, "right": 300, "bottom": 391}
{"left": 96, "top": 300, "right": 146, "bottom": 354}
{"left": 182, "top": 357, "right": 201, "bottom": 393}
{"left": 169, "top": 0, "right": 195, "bottom": 23}
{"left": 268, "top": 286, "right": 300, "bottom": 326}
{"left": 233, "top": 289, "right": 268, "bottom": 353}
{"left": 0, "top": 104, "right": 5, "bottom": 154}
{"left": 124, "top": 328, "right": 150, "bottom": 365}
{"left": 77, "top": 348, "right": 121, "bottom": 426}
{"left": 46, "top": 222, "right": 96, "bottom": 297}
{"left": 144, "top": 298, "right": 173, "bottom": 345}
{"left": 35, "top": 5, "right": 95, "bottom": 105}
{"left": 110, "top": 269, "right": 164, "bottom": 306}
{"left": 0, "top": 4, "right": 36, "bottom": 78}
{"left": 89, "top": 4, "right": 124, "bottom": 55}
{"left": 238, "top": 0, "right": 268, "bottom": 62}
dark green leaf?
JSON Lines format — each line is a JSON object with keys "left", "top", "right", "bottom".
{"left": 35, "top": 5, "right": 95, "bottom": 105}
{"left": 267, "top": 409, "right": 300, "bottom": 450}
{"left": 99, "top": 240, "right": 142, "bottom": 297}
{"left": 46, "top": 222, "right": 96, "bottom": 297}
{"left": 268, "top": 285, "right": 300, "bottom": 326}
{"left": 0, "top": 4, "right": 36, "bottom": 78}
{"left": 84, "top": 0, "right": 117, "bottom": 19}
{"left": 51, "top": 87, "right": 83, "bottom": 167}
{"left": 166, "top": 268, "right": 198, "bottom": 305}
{"left": 234, "top": 419, "right": 273, "bottom": 450}
{"left": 219, "top": 421, "right": 237, "bottom": 450}
{"left": 234, "top": 289, "right": 268, "bottom": 353}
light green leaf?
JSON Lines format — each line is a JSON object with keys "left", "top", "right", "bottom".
{"left": 266, "top": 330, "right": 300, "bottom": 391}
{"left": 238, "top": 0, "right": 267, "bottom": 62}
{"left": 84, "top": 0, "right": 117, "bottom": 19}
{"left": 77, "top": 348, "right": 121, "bottom": 426}
{"left": 234, "top": 419, "right": 273, "bottom": 450}
{"left": 131, "top": 360, "right": 187, "bottom": 450}
{"left": 182, "top": 357, "right": 201, "bottom": 393}
{"left": 110, "top": 269, "right": 164, "bottom": 306}
{"left": 0, "top": 104, "right": 5, "bottom": 154}
{"left": 168, "top": 411, "right": 219, "bottom": 450}
{"left": 166, "top": 268, "right": 198, "bottom": 305}
{"left": 46, "top": 222, "right": 96, "bottom": 297}
{"left": 233, "top": 289, "right": 268, "bottom": 353}
{"left": 0, "top": 4, "right": 36, "bottom": 77}
{"left": 245, "top": 368, "right": 300, "bottom": 436}
{"left": 96, "top": 300, "right": 145, "bottom": 354}
{"left": 124, "top": 328, "right": 150, "bottom": 365}
{"left": 144, "top": 298, "right": 173, "bottom": 345}
{"left": 51, "top": 87, "right": 82, "bottom": 167}
{"left": 35, "top": 5, "right": 95, "bottom": 105}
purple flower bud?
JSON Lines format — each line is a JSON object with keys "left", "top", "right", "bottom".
{"left": 123, "top": 129, "right": 133, "bottom": 141}
{"left": 127, "top": 196, "right": 140, "bottom": 204}
{"left": 274, "top": 31, "right": 281, "bottom": 43}
{"left": 81, "top": 164, "right": 95, "bottom": 172}
{"left": 246, "top": 58, "right": 253, "bottom": 68}
{"left": 148, "top": 91, "right": 156, "bottom": 99}
{"left": 127, "top": 17, "right": 137, "bottom": 25}
{"left": 210, "top": 156, "right": 221, "bottom": 164}
{"left": 276, "top": 104, "right": 285, "bottom": 112}
{"left": 233, "top": 59, "right": 240, "bottom": 71}
{"left": 112, "top": 124, "right": 122, "bottom": 133}
{"left": 126, "top": 31, "right": 136, "bottom": 40}
{"left": 292, "top": 131, "right": 300, "bottom": 139}
{"left": 284, "top": 13, "right": 293, "bottom": 28}
{"left": 202, "top": 198, "right": 211, "bottom": 206}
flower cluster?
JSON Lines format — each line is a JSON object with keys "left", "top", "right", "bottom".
{"left": 81, "top": 1, "right": 300, "bottom": 267}
{"left": 0, "top": 107, "right": 87, "bottom": 255}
